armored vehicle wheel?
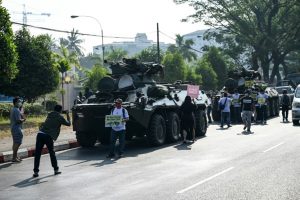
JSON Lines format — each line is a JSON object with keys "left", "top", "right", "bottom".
{"left": 293, "top": 120, "right": 299, "bottom": 126}
{"left": 166, "top": 112, "right": 180, "bottom": 143}
{"left": 76, "top": 131, "right": 97, "bottom": 147}
{"left": 98, "top": 128, "right": 110, "bottom": 145}
{"left": 195, "top": 110, "right": 207, "bottom": 137}
{"left": 147, "top": 114, "right": 166, "bottom": 146}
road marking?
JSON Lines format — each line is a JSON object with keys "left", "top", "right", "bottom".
{"left": 263, "top": 142, "right": 285, "bottom": 153}
{"left": 176, "top": 167, "right": 234, "bottom": 194}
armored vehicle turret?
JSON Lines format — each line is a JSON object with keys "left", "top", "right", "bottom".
{"left": 72, "top": 58, "right": 208, "bottom": 147}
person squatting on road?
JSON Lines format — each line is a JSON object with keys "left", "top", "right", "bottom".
{"left": 256, "top": 89, "right": 269, "bottom": 124}
{"left": 10, "top": 97, "right": 26, "bottom": 163}
{"left": 106, "top": 98, "right": 129, "bottom": 159}
{"left": 206, "top": 93, "right": 213, "bottom": 123}
{"left": 180, "top": 96, "right": 197, "bottom": 143}
{"left": 281, "top": 89, "right": 290, "bottom": 122}
{"left": 241, "top": 90, "right": 254, "bottom": 133}
{"left": 33, "top": 105, "right": 71, "bottom": 178}
{"left": 232, "top": 89, "right": 241, "bottom": 123}
{"left": 218, "top": 92, "right": 232, "bottom": 128}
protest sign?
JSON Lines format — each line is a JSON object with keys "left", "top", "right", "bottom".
{"left": 187, "top": 85, "right": 199, "bottom": 98}
{"left": 105, "top": 115, "right": 122, "bottom": 127}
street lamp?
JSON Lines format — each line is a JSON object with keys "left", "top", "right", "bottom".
{"left": 71, "top": 15, "right": 105, "bottom": 64}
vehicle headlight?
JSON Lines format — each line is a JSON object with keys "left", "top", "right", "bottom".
{"left": 292, "top": 102, "right": 300, "bottom": 109}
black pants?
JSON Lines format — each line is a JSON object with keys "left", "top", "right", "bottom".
{"left": 33, "top": 132, "right": 58, "bottom": 173}
{"left": 282, "top": 105, "right": 289, "bottom": 120}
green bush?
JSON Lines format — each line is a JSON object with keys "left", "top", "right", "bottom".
{"left": 42, "top": 100, "right": 58, "bottom": 111}
{"left": 0, "top": 103, "right": 13, "bottom": 118}
{"left": 0, "top": 103, "right": 46, "bottom": 118}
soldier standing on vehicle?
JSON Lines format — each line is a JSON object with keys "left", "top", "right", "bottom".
{"left": 257, "top": 89, "right": 269, "bottom": 124}
{"left": 106, "top": 98, "right": 129, "bottom": 159}
{"left": 241, "top": 90, "right": 254, "bottom": 133}
{"left": 281, "top": 89, "right": 290, "bottom": 122}
{"left": 232, "top": 89, "right": 241, "bottom": 123}
{"left": 218, "top": 92, "right": 232, "bottom": 128}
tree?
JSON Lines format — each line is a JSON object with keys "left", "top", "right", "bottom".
{"left": 84, "top": 64, "right": 108, "bottom": 92}
{"left": 185, "top": 66, "right": 202, "bottom": 85}
{"left": 135, "top": 45, "right": 164, "bottom": 63}
{"left": 167, "top": 34, "right": 197, "bottom": 62}
{"left": 106, "top": 47, "right": 128, "bottom": 62}
{"left": 194, "top": 59, "right": 218, "bottom": 91}
{"left": 204, "top": 47, "right": 228, "bottom": 89}
{"left": 0, "top": 2, "right": 18, "bottom": 88}
{"left": 174, "top": 0, "right": 300, "bottom": 83}
{"left": 162, "top": 52, "right": 187, "bottom": 83}
{"left": 2, "top": 28, "right": 59, "bottom": 102}
{"left": 59, "top": 28, "right": 84, "bottom": 56}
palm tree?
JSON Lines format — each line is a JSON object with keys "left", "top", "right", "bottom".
{"left": 59, "top": 28, "right": 85, "bottom": 57}
{"left": 167, "top": 34, "right": 197, "bottom": 62}
{"left": 106, "top": 46, "right": 128, "bottom": 62}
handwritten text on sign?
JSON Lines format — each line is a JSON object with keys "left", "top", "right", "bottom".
{"left": 105, "top": 115, "right": 122, "bottom": 127}
{"left": 187, "top": 85, "right": 199, "bottom": 98}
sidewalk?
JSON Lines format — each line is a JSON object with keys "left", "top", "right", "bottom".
{"left": 0, "top": 129, "right": 79, "bottom": 163}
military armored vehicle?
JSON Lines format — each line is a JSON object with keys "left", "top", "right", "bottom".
{"left": 72, "top": 58, "right": 208, "bottom": 147}
{"left": 212, "top": 68, "right": 280, "bottom": 121}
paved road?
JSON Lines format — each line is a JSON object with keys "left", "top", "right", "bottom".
{"left": 0, "top": 116, "right": 299, "bottom": 200}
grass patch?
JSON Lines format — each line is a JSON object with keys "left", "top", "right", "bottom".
{"left": 0, "top": 115, "right": 47, "bottom": 139}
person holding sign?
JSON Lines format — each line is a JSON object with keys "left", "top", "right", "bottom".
{"left": 256, "top": 89, "right": 268, "bottom": 124}
{"left": 180, "top": 96, "right": 197, "bottom": 143}
{"left": 106, "top": 98, "right": 129, "bottom": 159}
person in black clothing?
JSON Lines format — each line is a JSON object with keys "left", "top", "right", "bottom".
{"left": 281, "top": 89, "right": 290, "bottom": 122}
{"left": 240, "top": 90, "right": 254, "bottom": 132}
{"left": 180, "top": 96, "right": 197, "bottom": 143}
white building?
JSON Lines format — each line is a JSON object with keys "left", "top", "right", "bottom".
{"left": 93, "top": 33, "right": 171, "bottom": 57}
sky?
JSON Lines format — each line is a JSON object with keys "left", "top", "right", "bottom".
{"left": 2, "top": 0, "right": 208, "bottom": 54}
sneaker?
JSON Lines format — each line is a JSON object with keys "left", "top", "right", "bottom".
{"left": 33, "top": 172, "right": 39, "bottom": 178}
{"left": 54, "top": 170, "right": 62, "bottom": 175}
{"left": 106, "top": 154, "right": 115, "bottom": 158}
{"left": 12, "top": 158, "right": 21, "bottom": 163}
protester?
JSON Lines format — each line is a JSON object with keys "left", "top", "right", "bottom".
{"left": 33, "top": 104, "right": 71, "bottom": 177}
{"left": 180, "top": 96, "right": 197, "bottom": 143}
{"left": 218, "top": 92, "right": 232, "bottom": 128}
{"left": 281, "top": 89, "right": 290, "bottom": 122}
{"left": 240, "top": 90, "right": 254, "bottom": 133}
{"left": 256, "top": 89, "right": 268, "bottom": 124}
{"left": 206, "top": 93, "right": 212, "bottom": 123}
{"left": 106, "top": 98, "right": 129, "bottom": 159}
{"left": 10, "top": 97, "right": 26, "bottom": 163}
{"left": 232, "top": 89, "right": 241, "bottom": 123}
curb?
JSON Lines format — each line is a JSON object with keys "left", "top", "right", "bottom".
{"left": 0, "top": 139, "right": 79, "bottom": 164}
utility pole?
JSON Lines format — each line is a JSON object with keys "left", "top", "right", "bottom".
{"left": 157, "top": 23, "right": 160, "bottom": 64}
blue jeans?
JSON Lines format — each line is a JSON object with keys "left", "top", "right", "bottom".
{"left": 109, "top": 129, "right": 126, "bottom": 155}
{"left": 221, "top": 112, "right": 230, "bottom": 127}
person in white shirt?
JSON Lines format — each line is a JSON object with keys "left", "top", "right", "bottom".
{"left": 232, "top": 89, "right": 241, "bottom": 123}
{"left": 218, "top": 92, "right": 232, "bottom": 128}
{"left": 206, "top": 93, "right": 212, "bottom": 123}
{"left": 106, "top": 98, "right": 129, "bottom": 158}
{"left": 256, "top": 89, "right": 268, "bottom": 124}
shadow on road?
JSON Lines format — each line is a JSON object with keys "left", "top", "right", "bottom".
{"left": 0, "top": 162, "right": 13, "bottom": 170}
{"left": 13, "top": 175, "right": 53, "bottom": 188}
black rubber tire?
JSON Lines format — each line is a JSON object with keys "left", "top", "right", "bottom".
{"left": 98, "top": 128, "right": 111, "bottom": 145}
{"left": 76, "top": 131, "right": 97, "bottom": 147}
{"left": 147, "top": 114, "right": 166, "bottom": 146}
{"left": 195, "top": 110, "right": 207, "bottom": 137}
{"left": 166, "top": 112, "right": 180, "bottom": 143}
{"left": 293, "top": 120, "right": 299, "bottom": 126}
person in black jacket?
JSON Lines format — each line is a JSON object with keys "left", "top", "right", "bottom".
{"left": 180, "top": 96, "right": 197, "bottom": 143}
{"left": 281, "top": 89, "right": 290, "bottom": 122}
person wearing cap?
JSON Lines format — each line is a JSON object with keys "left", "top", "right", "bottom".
{"left": 106, "top": 98, "right": 129, "bottom": 159}
{"left": 240, "top": 90, "right": 254, "bottom": 133}
{"left": 281, "top": 89, "right": 290, "bottom": 122}
{"left": 10, "top": 97, "right": 26, "bottom": 162}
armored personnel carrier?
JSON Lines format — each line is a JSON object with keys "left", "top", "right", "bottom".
{"left": 72, "top": 58, "right": 208, "bottom": 147}
{"left": 212, "top": 68, "right": 279, "bottom": 121}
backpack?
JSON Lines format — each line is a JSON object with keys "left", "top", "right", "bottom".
{"left": 111, "top": 108, "right": 126, "bottom": 118}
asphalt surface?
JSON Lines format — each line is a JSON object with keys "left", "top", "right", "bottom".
{"left": 0, "top": 116, "right": 299, "bottom": 200}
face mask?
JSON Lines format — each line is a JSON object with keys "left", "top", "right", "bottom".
{"left": 17, "top": 102, "right": 22, "bottom": 108}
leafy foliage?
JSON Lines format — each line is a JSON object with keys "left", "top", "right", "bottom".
{"left": 59, "top": 28, "right": 84, "bottom": 56}
{"left": 84, "top": 64, "right": 108, "bottom": 92}
{"left": 0, "top": 3, "right": 18, "bottom": 87}
{"left": 134, "top": 45, "right": 164, "bottom": 63}
{"left": 162, "top": 52, "right": 186, "bottom": 83}
{"left": 106, "top": 47, "right": 128, "bottom": 62}
{"left": 2, "top": 29, "right": 59, "bottom": 102}
{"left": 194, "top": 59, "right": 218, "bottom": 91}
